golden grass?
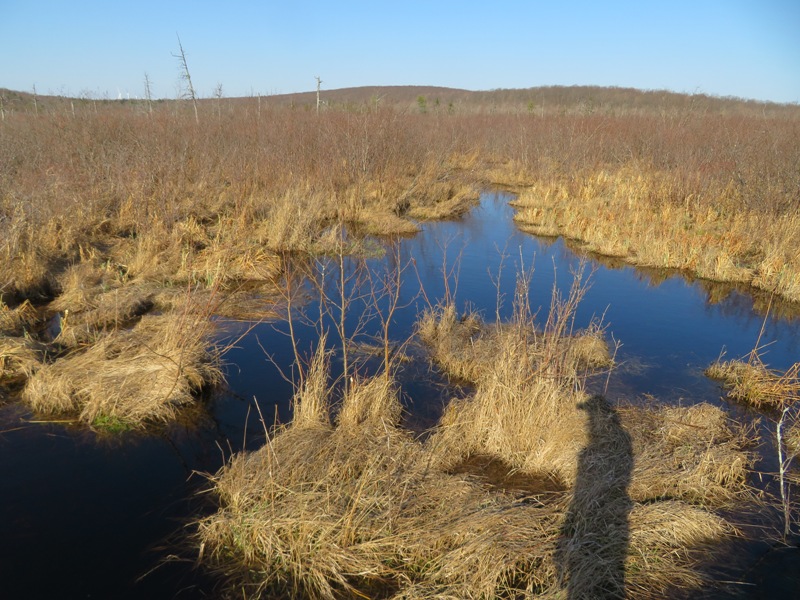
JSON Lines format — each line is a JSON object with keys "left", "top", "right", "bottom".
{"left": 0, "top": 335, "right": 43, "bottom": 384}
{"left": 198, "top": 346, "right": 568, "bottom": 599}
{"left": 0, "top": 299, "right": 37, "bottom": 336}
{"left": 197, "top": 272, "right": 750, "bottom": 599}
{"left": 511, "top": 167, "right": 800, "bottom": 302}
{"left": 198, "top": 352, "right": 740, "bottom": 599}
{"left": 22, "top": 309, "right": 221, "bottom": 427}
{"left": 706, "top": 355, "right": 800, "bottom": 411}
{"left": 621, "top": 403, "right": 753, "bottom": 505}
{"left": 421, "top": 304, "right": 752, "bottom": 507}
{"left": 625, "top": 501, "right": 735, "bottom": 597}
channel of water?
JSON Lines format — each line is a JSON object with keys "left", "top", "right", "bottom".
{"left": 1, "top": 191, "right": 798, "bottom": 598}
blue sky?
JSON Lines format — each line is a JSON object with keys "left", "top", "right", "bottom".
{"left": 2, "top": 1, "right": 798, "bottom": 103}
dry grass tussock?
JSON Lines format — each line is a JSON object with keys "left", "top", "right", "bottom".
{"left": 0, "top": 300, "right": 44, "bottom": 386}
{"left": 0, "top": 335, "right": 44, "bottom": 385}
{"left": 198, "top": 276, "right": 752, "bottom": 598}
{"left": 706, "top": 353, "right": 800, "bottom": 411}
{"left": 620, "top": 403, "right": 754, "bottom": 505}
{"left": 421, "top": 302, "right": 753, "bottom": 507}
{"left": 22, "top": 307, "right": 221, "bottom": 427}
{"left": 511, "top": 166, "right": 800, "bottom": 302}
{"left": 0, "top": 299, "right": 37, "bottom": 336}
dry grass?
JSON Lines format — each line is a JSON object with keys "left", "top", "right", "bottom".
{"left": 621, "top": 403, "right": 754, "bottom": 505}
{"left": 0, "top": 335, "right": 44, "bottom": 384}
{"left": 0, "top": 299, "right": 37, "bottom": 336}
{"left": 197, "top": 272, "right": 750, "bottom": 599}
{"left": 511, "top": 166, "right": 800, "bottom": 302}
{"left": 706, "top": 354, "right": 800, "bottom": 411}
{"left": 198, "top": 345, "right": 568, "bottom": 599}
{"left": 625, "top": 501, "right": 735, "bottom": 598}
{"left": 422, "top": 304, "right": 753, "bottom": 507}
{"left": 22, "top": 307, "right": 221, "bottom": 427}
{"left": 198, "top": 350, "right": 740, "bottom": 599}
{"left": 3, "top": 93, "right": 799, "bottom": 306}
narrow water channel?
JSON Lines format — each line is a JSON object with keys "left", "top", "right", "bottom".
{"left": 1, "top": 191, "right": 798, "bottom": 598}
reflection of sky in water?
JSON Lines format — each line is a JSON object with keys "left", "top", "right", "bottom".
{"left": 221, "top": 191, "right": 800, "bottom": 425}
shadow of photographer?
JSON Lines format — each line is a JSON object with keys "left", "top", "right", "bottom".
{"left": 557, "top": 395, "right": 634, "bottom": 599}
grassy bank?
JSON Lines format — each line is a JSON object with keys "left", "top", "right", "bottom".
{"left": 485, "top": 106, "right": 800, "bottom": 302}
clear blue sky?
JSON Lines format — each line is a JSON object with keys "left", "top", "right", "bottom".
{"left": 2, "top": 0, "right": 798, "bottom": 103}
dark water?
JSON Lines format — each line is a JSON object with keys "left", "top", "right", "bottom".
{"left": 1, "top": 191, "right": 798, "bottom": 598}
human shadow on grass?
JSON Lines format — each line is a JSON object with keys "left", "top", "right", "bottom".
{"left": 556, "top": 395, "right": 634, "bottom": 600}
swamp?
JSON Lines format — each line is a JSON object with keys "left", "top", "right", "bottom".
{"left": 1, "top": 87, "right": 799, "bottom": 598}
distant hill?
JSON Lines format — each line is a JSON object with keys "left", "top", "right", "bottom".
{"left": 2, "top": 85, "right": 797, "bottom": 117}
{"left": 262, "top": 85, "right": 797, "bottom": 116}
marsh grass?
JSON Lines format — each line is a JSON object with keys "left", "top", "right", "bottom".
{"left": 198, "top": 343, "right": 568, "bottom": 599}
{"left": 0, "top": 335, "right": 44, "bottom": 384}
{"left": 706, "top": 349, "right": 800, "bottom": 411}
{"left": 23, "top": 301, "right": 222, "bottom": 427}
{"left": 197, "top": 270, "right": 752, "bottom": 599}
{"left": 621, "top": 403, "right": 754, "bottom": 505}
{"left": 511, "top": 166, "right": 800, "bottom": 302}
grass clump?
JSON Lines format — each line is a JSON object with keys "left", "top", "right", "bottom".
{"left": 0, "top": 335, "right": 44, "bottom": 385}
{"left": 22, "top": 308, "right": 221, "bottom": 427}
{"left": 198, "top": 343, "right": 567, "bottom": 599}
{"left": 706, "top": 353, "right": 800, "bottom": 411}
{"left": 0, "top": 299, "right": 37, "bottom": 336}
{"left": 621, "top": 402, "right": 753, "bottom": 505}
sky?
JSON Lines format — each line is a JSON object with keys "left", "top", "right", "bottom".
{"left": 1, "top": 0, "right": 798, "bottom": 104}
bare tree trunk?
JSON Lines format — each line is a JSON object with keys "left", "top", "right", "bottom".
{"left": 144, "top": 72, "right": 154, "bottom": 115}
{"left": 174, "top": 35, "right": 199, "bottom": 124}
{"left": 315, "top": 76, "right": 322, "bottom": 116}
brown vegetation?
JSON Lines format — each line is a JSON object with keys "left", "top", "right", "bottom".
{"left": 197, "top": 273, "right": 754, "bottom": 599}
{"left": 22, "top": 303, "right": 221, "bottom": 428}
{"left": 0, "top": 86, "right": 793, "bottom": 591}
{"left": 706, "top": 354, "right": 800, "bottom": 411}
{"left": 3, "top": 85, "right": 798, "bottom": 303}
